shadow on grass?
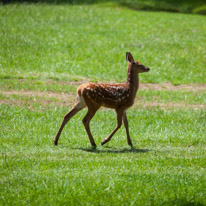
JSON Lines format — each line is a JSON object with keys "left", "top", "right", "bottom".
{"left": 74, "top": 146, "right": 150, "bottom": 154}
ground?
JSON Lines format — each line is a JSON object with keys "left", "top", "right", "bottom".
{"left": 0, "top": 3, "right": 206, "bottom": 206}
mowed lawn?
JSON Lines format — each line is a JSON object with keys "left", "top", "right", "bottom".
{"left": 0, "top": 3, "right": 206, "bottom": 206}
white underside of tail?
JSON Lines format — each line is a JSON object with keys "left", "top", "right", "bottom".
{"left": 76, "top": 94, "right": 86, "bottom": 109}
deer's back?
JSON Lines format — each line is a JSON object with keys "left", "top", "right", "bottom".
{"left": 77, "top": 83, "right": 134, "bottom": 109}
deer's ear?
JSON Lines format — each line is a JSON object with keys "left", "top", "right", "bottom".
{"left": 126, "top": 52, "right": 134, "bottom": 63}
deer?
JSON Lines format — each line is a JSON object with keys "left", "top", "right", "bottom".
{"left": 54, "top": 52, "right": 150, "bottom": 147}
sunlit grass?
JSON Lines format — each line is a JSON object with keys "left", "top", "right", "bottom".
{"left": 0, "top": 3, "right": 206, "bottom": 206}
{"left": 0, "top": 4, "right": 206, "bottom": 84}
{"left": 1, "top": 105, "right": 206, "bottom": 205}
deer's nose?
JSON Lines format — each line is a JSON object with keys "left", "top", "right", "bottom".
{"left": 146, "top": 67, "right": 150, "bottom": 71}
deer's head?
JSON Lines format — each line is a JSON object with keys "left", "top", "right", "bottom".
{"left": 126, "top": 52, "right": 150, "bottom": 73}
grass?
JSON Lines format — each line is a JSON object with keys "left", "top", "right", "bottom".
{"left": 1, "top": 105, "right": 206, "bottom": 205}
{"left": 118, "top": 0, "right": 206, "bottom": 14}
{"left": 8, "top": 0, "right": 206, "bottom": 14}
{"left": 0, "top": 4, "right": 206, "bottom": 84}
{"left": 1, "top": 78, "right": 206, "bottom": 108}
{"left": 0, "top": 3, "right": 206, "bottom": 206}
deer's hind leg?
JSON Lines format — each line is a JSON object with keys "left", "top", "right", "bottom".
{"left": 54, "top": 94, "right": 86, "bottom": 145}
{"left": 82, "top": 98, "right": 100, "bottom": 148}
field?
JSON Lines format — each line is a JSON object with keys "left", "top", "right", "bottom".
{"left": 1, "top": 3, "right": 206, "bottom": 206}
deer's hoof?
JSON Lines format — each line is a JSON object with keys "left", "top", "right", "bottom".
{"left": 92, "top": 144, "right": 97, "bottom": 148}
{"left": 101, "top": 141, "right": 106, "bottom": 146}
{"left": 129, "top": 143, "right": 133, "bottom": 147}
{"left": 54, "top": 140, "right": 58, "bottom": 146}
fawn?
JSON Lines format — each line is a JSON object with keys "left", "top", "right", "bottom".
{"left": 54, "top": 52, "right": 150, "bottom": 147}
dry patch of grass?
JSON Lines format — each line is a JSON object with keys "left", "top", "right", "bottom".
{"left": 139, "top": 83, "right": 206, "bottom": 91}
{"left": 1, "top": 90, "right": 76, "bottom": 103}
{"left": 135, "top": 101, "right": 206, "bottom": 110}
{"left": 0, "top": 90, "right": 76, "bottom": 110}
{"left": 1, "top": 82, "right": 205, "bottom": 110}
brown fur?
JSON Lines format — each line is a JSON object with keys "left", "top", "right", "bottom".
{"left": 54, "top": 52, "right": 150, "bottom": 147}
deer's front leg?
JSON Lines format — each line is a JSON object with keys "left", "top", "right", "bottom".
{"left": 101, "top": 109, "right": 124, "bottom": 146}
{"left": 123, "top": 112, "right": 132, "bottom": 146}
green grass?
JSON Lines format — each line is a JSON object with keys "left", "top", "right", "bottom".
{"left": 1, "top": 78, "right": 206, "bottom": 112}
{"left": 0, "top": 4, "right": 206, "bottom": 84}
{"left": 0, "top": 3, "right": 206, "bottom": 206}
{"left": 9, "top": 0, "right": 206, "bottom": 14}
{"left": 118, "top": 0, "right": 206, "bottom": 14}
{"left": 1, "top": 105, "right": 206, "bottom": 205}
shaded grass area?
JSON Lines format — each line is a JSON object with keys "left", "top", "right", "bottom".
{"left": 119, "top": 0, "right": 206, "bottom": 14}
{"left": 1, "top": 104, "right": 206, "bottom": 205}
{"left": 0, "top": 4, "right": 206, "bottom": 84}
{"left": 5, "top": 0, "right": 206, "bottom": 15}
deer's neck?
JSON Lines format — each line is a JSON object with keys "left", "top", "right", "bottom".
{"left": 126, "top": 67, "right": 139, "bottom": 96}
